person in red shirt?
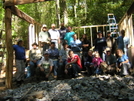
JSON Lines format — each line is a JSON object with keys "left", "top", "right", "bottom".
{"left": 65, "top": 50, "right": 82, "bottom": 78}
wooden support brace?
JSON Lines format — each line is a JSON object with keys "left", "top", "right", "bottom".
{"left": 3, "top": 0, "right": 52, "bottom": 6}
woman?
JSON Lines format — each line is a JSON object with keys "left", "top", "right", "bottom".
{"left": 116, "top": 49, "right": 131, "bottom": 76}
{"left": 81, "top": 34, "right": 91, "bottom": 70}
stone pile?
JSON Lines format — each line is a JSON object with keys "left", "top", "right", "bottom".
{"left": 0, "top": 75, "right": 134, "bottom": 101}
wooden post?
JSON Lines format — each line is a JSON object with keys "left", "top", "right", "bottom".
{"left": 5, "top": 6, "right": 13, "bottom": 88}
{"left": 90, "top": 27, "right": 93, "bottom": 47}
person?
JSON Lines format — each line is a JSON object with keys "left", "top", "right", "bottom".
{"left": 36, "top": 51, "right": 53, "bottom": 81}
{"left": 91, "top": 52, "right": 103, "bottom": 75}
{"left": 106, "top": 32, "right": 116, "bottom": 54}
{"left": 70, "top": 34, "right": 82, "bottom": 57}
{"left": 116, "top": 49, "right": 131, "bottom": 76}
{"left": 13, "top": 39, "right": 26, "bottom": 85}
{"left": 94, "top": 31, "right": 107, "bottom": 59}
{"left": 103, "top": 47, "right": 116, "bottom": 75}
{"left": 65, "top": 50, "right": 82, "bottom": 78}
{"left": 48, "top": 42, "right": 59, "bottom": 79}
{"left": 39, "top": 24, "right": 50, "bottom": 51}
{"left": 48, "top": 24, "right": 60, "bottom": 49}
{"left": 27, "top": 43, "right": 42, "bottom": 78}
{"left": 59, "top": 42, "right": 70, "bottom": 78}
{"left": 59, "top": 23, "right": 67, "bottom": 42}
{"left": 116, "top": 30, "right": 124, "bottom": 52}
{"left": 81, "top": 34, "right": 91, "bottom": 55}
{"left": 81, "top": 34, "right": 91, "bottom": 70}
{"left": 84, "top": 50, "right": 94, "bottom": 75}
{"left": 64, "top": 26, "right": 75, "bottom": 46}
{"left": 122, "top": 29, "right": 130, "bottom": 56}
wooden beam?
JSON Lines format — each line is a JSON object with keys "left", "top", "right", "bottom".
{"left": 11, "top": 6, "right": 36, "bottom": 24}
{"left": 5, "top": 6, "right": 13, "bottom": 89}
{"left": 3, "top": 0, "right": 52, "bottom": 6}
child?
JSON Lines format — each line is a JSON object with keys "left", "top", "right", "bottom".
{"left": 91, "top": 52, "right": 103, "bottom": 74}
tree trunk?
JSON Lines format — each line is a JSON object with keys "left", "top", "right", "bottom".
{"left": 5, "top": 6, "right": 13, "bottom": 89}
{"left": 60, "top": 0, "right": 68, "bottom": 25}
{"left": 55, "top": 0, "right": 60, "bottom": 27}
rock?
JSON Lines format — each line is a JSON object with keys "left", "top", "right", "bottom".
{"left": 0, "top": 75, "right": 134, "bottom": 100}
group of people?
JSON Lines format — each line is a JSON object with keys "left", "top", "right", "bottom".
{"left": 13, "top": 23, "right": 132, "bottom": 86}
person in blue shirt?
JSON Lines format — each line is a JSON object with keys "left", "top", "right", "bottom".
{"left": 13, "top": 39, "right": 26, "bottom": 86}
{"left": 116, "top": 49, "right": 131, "bottom": 76}
{"left": 64, "top": 26, "right": 75, "bottom": 46}
{"left": 116, "top": 30, "right": 124, "bottom": 52}
{"left": 70, "top": 34, "right": 82, "bottom": 57}
{"left": 48, "top": 42, "right": 59, "bottom": 79}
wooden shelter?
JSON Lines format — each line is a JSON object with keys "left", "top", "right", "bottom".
{"left": 3, "top": 0, "right": 51, "bottom": 89}
{"left": 118, "top": 2, "right": 134, "bottom": 67}
{"left": 2, "top": 0, "right": 134, "bottom": 89}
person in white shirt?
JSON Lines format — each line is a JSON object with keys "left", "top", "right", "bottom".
{"left": 48, "top": 24, "right": 60, "bottom": 48}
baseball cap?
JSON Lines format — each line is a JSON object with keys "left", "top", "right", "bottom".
{"left": 17, "top": 39, "right": 22, "bottom": 43}
{"left": 106, "top": 47, "right": 111, "bottom": 52}
{"left": 42, "top": 24, "right": 47, "bottom": 28}
{"left": 44, "top": 51, "right": 49, "bottom": 55}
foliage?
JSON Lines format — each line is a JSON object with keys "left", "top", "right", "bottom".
{"left": 0, "top": 0, "right": 133, "bottom": 44}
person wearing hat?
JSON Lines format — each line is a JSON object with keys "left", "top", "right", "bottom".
{"left": 39, "top": 24, "right": 50, "bottom": 51}
{"left": 36, "top": 51, "right": 53, "bottom": 81}
{"left": 94, "top": 31, "right": 107, "bottom": 60}
{"left": 13, "top": 39, "right": 26, "bottom": 85}
{"left": 102, "top": 47, "right": 116, "bottom": 75}
{"left": 28, "top": 42, "right": 42, "bottom": 78}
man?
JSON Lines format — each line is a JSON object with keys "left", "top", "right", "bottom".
{"left": 122, "top": 30, "right": 130, "bottom": 56}
{"left": 117, "top": 30, "right": 124, "bottom": 52}
{"left": 70, "top": 34, "right": 82, "bottom": 57}
{"left": 48, "top": 24, "right": 60, "bottom": 48}
{"left": 36, "top": 51, "right": 53, "bottom": 81}
{"left": 94, "top": 31, "right": 107, "bottom": 59}
{"left": 28, "top": 43, "right": 42, "bottom": 78}
{"left": 39, "top": 24, "right": 50, "bottom": 51}
{"left": 13, "top": 39, "right": 25, "bottom": 86}
{"left": 59, "top": 42, "right": 70, "bottom": 77}
{"left": 104, "top": 47, "right": 116, "bottom": 75}
{"left": 106, "top": 32, "right": 116, "bottom": 54}
{"left": 64, "top": 26, "right": 75, "bottom": 46}
{"left": 48, "top": 42, "right": 59, "bottom": 79}
{"left": 59, "top": 23, "right": 67, "bottom": 42}
{"left": 65, "top": 50, "right": 82, "bottom": 78}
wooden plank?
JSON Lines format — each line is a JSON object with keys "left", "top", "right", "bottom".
{"left": 3, "top": 0, "right": 52, "bottom": 6}
{"left": 11, "top": 6, "right": 36, "bottom": 24}
{"left": 5, "top": 6, "right": 13, "bottom": 89}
